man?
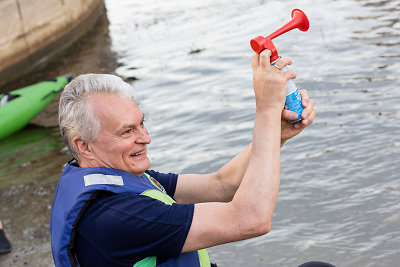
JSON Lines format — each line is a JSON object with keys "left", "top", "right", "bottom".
{"left": 51, "top": 50, "right": 316, "bottom": 266}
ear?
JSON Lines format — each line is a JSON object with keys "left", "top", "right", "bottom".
{"left": 72, "top": 137, "right": 95, "bottom": 160}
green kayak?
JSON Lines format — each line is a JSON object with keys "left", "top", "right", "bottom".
{"left": 0, "top": 75, "right": 72, "bottom": 139}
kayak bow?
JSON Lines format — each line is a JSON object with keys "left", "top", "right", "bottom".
{"left": 0, "top": 75, "right": 72, "bottom": 139}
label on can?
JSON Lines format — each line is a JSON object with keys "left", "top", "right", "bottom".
{"left": 271, "top": 58, "right": 304, "bottom": 123}
{"left": 285, "top": 89, "right": 304, "bottom": 123}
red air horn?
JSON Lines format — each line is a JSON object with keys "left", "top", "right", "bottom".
{"left": 250, "top": 9, "right": 309, "bottom": 62}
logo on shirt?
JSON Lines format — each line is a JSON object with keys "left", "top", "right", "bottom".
{"left": 150, "top": 176, "right": 166, "bottom": 193}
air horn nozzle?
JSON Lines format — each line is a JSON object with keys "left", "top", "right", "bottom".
{"left": 250, "top": 9, "right": 309, "bottom": 62}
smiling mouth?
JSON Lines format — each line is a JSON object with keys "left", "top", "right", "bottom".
{"left": 131, "top": 150, "right": 145, "bottom": 157}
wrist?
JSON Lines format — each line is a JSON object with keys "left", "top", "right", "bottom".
{"left": 255, "top": 106, "right": 282, "bottom": 118}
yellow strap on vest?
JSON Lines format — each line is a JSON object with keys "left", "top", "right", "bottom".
{"left": 141, "top": 189, "right": 175, "bottom": 205}
{"left": 134, "top": 256, "right": 156, "bottom": 267}
{"left": 198, "top": 249, "right": 210, "bottom": 267}
{"left": 137, "top": 174, "right": 211, "bottom": 267}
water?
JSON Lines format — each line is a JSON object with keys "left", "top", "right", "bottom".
{"left": 1, "top": 0, "right": 399, "bottom": 266}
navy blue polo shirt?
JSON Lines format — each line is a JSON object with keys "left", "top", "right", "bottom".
{"left": 75, "top": 170, "right": 194, "bottom": 267}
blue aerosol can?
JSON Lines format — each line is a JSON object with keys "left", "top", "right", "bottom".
{"left": 272, "top": 58, "right": 303, "bottom": 123}
{"left": 250, "top": 9, "right": 310, "bottom": 123}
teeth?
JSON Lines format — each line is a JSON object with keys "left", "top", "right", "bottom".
{"left": 132, "top": 151, "right": 144, "bottom": 156}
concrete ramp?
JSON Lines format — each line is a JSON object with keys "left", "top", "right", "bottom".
{"left": 0, "top": 0, "right": 104, "bottom": 86}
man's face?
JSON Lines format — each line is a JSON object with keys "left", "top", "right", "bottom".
{"left": 86, "top": 93, "right": 151, "bottom": 176}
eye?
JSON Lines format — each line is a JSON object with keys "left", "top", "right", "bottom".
{"left": 122, "top": 129, "right": 132, "bottom": 136}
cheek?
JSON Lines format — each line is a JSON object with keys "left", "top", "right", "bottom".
{"left": 98, "top": 138, "right": 129, "bottom": 155}
{"left": 119, "top": 140, "right": 135, "bottom": 154}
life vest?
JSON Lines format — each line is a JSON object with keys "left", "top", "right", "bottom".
{"left": 50, "top": 162, "right": 210, "bottom": 267}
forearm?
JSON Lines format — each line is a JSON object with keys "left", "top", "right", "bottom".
{"left": 214, "top": 131, "right": 285, "bottom": 201}
{"left": 231, "top": 109, "right": 281, "bottom": 230}
{"left": 214, "top": 143, "right": 252, "bottom": 200}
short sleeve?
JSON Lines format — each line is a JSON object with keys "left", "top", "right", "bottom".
{"left": 75, "top": 191, "right": 194, "bottom": 267}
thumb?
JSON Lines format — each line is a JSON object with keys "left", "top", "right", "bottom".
{"left": 282, "top": 109, "right": 299, "bottom": 121}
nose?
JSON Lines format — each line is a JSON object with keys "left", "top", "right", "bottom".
{"left": 136, "top": 126, "right": 151, "bottom": 144}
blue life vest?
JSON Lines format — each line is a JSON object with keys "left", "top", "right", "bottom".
{"left": 50, "top": 162, "right": 210, "bottom": 267}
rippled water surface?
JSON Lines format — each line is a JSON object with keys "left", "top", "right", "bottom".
{"left": 1, "top": 0, "right": 399, "bottom": 266}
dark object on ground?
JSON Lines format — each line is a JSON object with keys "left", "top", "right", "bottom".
{"left": 0, "top": 229, "right": 12, "bottom": 254}
{"left": 299, "top": 261, "right": 336, "bottom": 267}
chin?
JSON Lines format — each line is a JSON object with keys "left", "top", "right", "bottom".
{"left": 131, "top": 159, "right": 151, "bottom": 175}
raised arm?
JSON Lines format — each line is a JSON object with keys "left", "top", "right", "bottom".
{"left": 174, "top": 57, "right": 315, "bottom": 205}
{"left": 180, "top": 50, "right": 295, "bottom": 252}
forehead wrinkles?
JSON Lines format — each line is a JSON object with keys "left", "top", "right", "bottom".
{"left": 88, "top": 93, "right": 128, "bottom": 115}
{"left": 88, "top": 93, "right": 141, "bottom": 131}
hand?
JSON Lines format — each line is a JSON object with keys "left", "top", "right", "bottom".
{"left": 251, "top": 50, "right": 296, "bottom": 112}
{"left": 281, "top": 89, "right": 316, "bottom": 143}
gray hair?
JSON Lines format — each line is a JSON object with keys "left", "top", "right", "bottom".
{"left": 58, "top": 73, "right": 134, "bottom": 161}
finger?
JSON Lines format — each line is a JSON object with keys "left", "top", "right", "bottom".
{"left": 259, "top": 50, "right": 272, "bottom": 69}
{"left": 282, "top": 70, "right": 296, "bottom": 80}
{"left": 299, "top": 89, "right": 310, "bottom": 107}
{"left": 301, "top": 99, "right": 315, "bottom": 120}
{"left": 274, "top": 57, "right": 292, "bottom": 70}
{"left": 282, "top": 109, "right": 299, "bottom": 121}
{"left": 294, "top": 119, "right": 309, "bottom": 129}
{"left": 297, "top": 108, "right": 316, "bottom": 129}
{"left": 252, "top": 54, "right": 260, "bottom": 71}
{"left": 303, "top": 107, "right": 316, "bottom": 124}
